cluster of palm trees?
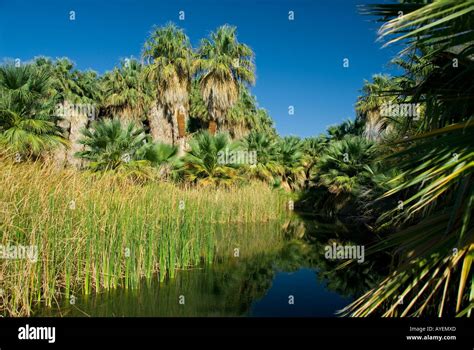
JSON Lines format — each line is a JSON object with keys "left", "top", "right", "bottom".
{"left": 0, "top": 22, "right": 312, "bottom": 188}
{"left": 1, "top": 0, "right": 472, "bottom": 317}
{"left": 0, "top": 23, "right": 274, "bottom": 159}
{"left": 141, "top": 23, "right": 263, "bottom": 144}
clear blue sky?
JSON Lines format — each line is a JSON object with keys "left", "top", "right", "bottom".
{"left": 0, "top": 0, "right": 399, "bottom": 137}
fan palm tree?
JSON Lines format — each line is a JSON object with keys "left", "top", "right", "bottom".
{"left": 75, "top": 69, "right": 102, "bottom": 104}
{"left": 240, "top": 131, "right": 282, "bottom": 183}
{"left": 32, "top": 57, "right": 102, "bottom": 167}
{"left": 189, "top": 80, "right": 209, "bottom": 121}
{"left": 34, "top": 57, "right": 80, "bottom": 102}
{"left": 196, "top": 25, "right": 255, "bottom": 134}
{"left": 181, "top": 131, "right": 240, "bottom": 186}
{"left": 302, "top": 135, "right": 328, "bottom": 188}
{"left": 0, "top": 63, "right": 66, "bottom": 157}
{"left": 341, "top": 0, "right": 474, "bottom": 317}
{"left": 356, "top": 74, "right": 401, "bottom": 140}
{"left": 101, "top": 59, "right": 154, "bottom": 123}
{"left": 225, "top": 85, "right": 256, "bottom": 139}
{"left": 327, "top": 118, "right": 363, "bottom": 141}
{"left": 75, "top": 118, "right": 157, "bottom": 175}
{"left": 340, "top": 124, "right": 474, "bottom": 317}
{"left": 136, "top": 142, "right": 179, "bottom": 180}
{"left": 34, "top": 57, "right": 100, "bottom": 104}
{"left": 250, "top": 109, "right": 276, "bottom": 136}
{"left": 276, "top": 136, "right": 306, "bottom": 191}
{"left": 362, "top": 0, "right": 474, "bottom": 56}
{"left": 315, "top": 135, "right": 377, "bottom": 196}
{"left": 143, "top": 23, "right": 194, "bottom": 145}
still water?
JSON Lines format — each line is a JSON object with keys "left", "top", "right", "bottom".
{"left": 35, "top": 218, "right": 380, "bottom": 317}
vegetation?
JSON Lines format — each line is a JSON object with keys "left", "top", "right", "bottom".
{"left": 196, "top": 25, "right": 255, "bottom": 134}
{"left": 0, "top": 157, "right": 288, "bottom": 316}
{"left": 143, "top": 23, "right": 194, "bottom": 143}
{"left": 0, "top": 64, "right": 66, "bottom": 157}
{"left": 338, "top": 0, "right": 474, "bottom": 317}
{"left": 181, "top": 131, "right": 241, "bottom": 186}
{"left": 101, "top": 59, "right": 154, "bottom": 123}
{"left": 1, "top": 0, "right": 473, "bottom": 318}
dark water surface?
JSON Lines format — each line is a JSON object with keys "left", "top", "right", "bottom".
{"left": 35, "top": 218, "right": 380, "bottom": 317}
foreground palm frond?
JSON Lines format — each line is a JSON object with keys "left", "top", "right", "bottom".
{"left": 341, "top": 123, "right": 474, "bottom": 317}
{"left": 362, "top": 0, "right": 474, "bottom": 55}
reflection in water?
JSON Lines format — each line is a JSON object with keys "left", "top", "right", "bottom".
{"left": 35, "top": 217, "right": 384, "bottom": 317}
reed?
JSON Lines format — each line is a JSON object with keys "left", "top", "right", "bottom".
{"left": 0, "top": 159, "right": 289, "bottom": 316}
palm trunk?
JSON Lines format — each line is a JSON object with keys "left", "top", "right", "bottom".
{"left": 148, "top": 103, "right": 173, "bottom": 144}
{"left": 67, "top": 112, "right": 88, "bottom": 169}
{"left": 177, "top": 108, "right": 186, "bottom": 138}
{"left": 219, "top": 121, "right": 231, "bottom": 137}
{"left": 177, "top": 137, "right": 187, "bottom": 157}
{"left": 234, "top": 123, "right": 248, "bottom": 140}
{"left": 208, "top": 120, "right": 217, "bottom": 135}
{"left": 119, "top": 108, "right": 143, "bottom": 127}
{"left": 52, "top": 101, "right": 87, "bottom": 169}
{"left": 52, "top": 102, "right": 71, "bottom": 167}
{"left": 172, "top": 105, "right": 188, "bottom": 155}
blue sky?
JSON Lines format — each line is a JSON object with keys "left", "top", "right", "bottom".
{"left": 0, "top": 0, "right": 399, "bottom": 137}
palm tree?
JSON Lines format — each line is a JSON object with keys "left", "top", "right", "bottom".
{"left": 181, "top": 131, "right": 240, "bottom": 186}
{"left": 136, "top": 142, "right": 179, "bottom": 180}
{"left": 250, "top": 109, "right": 276, "bottom": 136}
{"left": 0, "top": 63, "right": 66, "bottom": 158}
{"left": 33, "top": 57, "right": 101, "bottom": 167}
{"left": 327, "top": 118, "right": 363, "bottom": 141}
{"left": 34, "top": 57, "right": 81, "bottom": 103}
{"left": 35, "top": 57, "right": 101, "bottom": 104}
{"left": 225, "top": 84, "right": 257, "bottom": 139}
{"left": 341, "top": 0, "right": 474, "bottom": 317}
{"left": 276, "top": 136, "right": 305, "bottom": 191}
{"left": 240, "top": 131, "right": 282, "bottom": 183}
{"left": 101, "top": 58, "right": 154, "bottom": 123}
{"left": 196, "top": 25, "right": 255, "bottom": 135}
{"left": 75, "top": 118, "right": 156, "bottom": 174}
{"left": 315, "top": 135, "right": 377, "bottom": 197}
{"left": 363, "top": 0, "right": 474, "bottom": 56}
{"left": 308, "top": 135, "right": 391, "bottom": 217}
{"left": 143, "top": 23, "right": 194, "bottom": 145}
{"left": 189, "top": 80, "right": 209, "bottom": 123}
{"left": 302, "top": 135, "right": 328, "bottom": 188}
{"left": 356, "top": 74, "right": 400, "bottom": 141}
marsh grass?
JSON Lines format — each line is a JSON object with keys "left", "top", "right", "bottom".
{"left": 0, "top": 159, "right": 288, "bottom": 316}
{"left": 36, "top": 221, "right": 290, "bottom": 317}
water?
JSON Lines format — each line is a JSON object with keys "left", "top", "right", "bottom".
{"left": 35, "top": 218, "right": 381, "bottom": 317}
{"left": 250, "top": 269, "right": 350, "bottom": 317}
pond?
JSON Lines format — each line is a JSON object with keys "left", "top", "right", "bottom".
{"left": 34, "top": 217, "right": 382, "bottom": 317}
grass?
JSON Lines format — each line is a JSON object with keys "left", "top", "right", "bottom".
{"left": 36, "top": 221, "right": 291, "bottom": 317}
{"left": 0, "top": 158, "right": 289, "bottom": 316}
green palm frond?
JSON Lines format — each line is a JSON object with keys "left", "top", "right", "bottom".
{"left": 181, "top": 131, "right": 241, "bottom": 186}
{"left": 101, "top": 58, "right": 154, "bottom": 121}
{"left": 0, "top": 63, "right": 67, "bottom": 157}
{"left": 143, "top": 23, "right": 193, "bottom": 109}
{"left": 75, "top": 118, "right": 163, "bottom": 175}
{"left": 196, "top": 25, "right": 256, "bottom": 125}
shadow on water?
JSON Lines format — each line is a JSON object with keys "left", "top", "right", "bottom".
{"left": 35, "top": 216, "right": 386, "bottom": 317}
